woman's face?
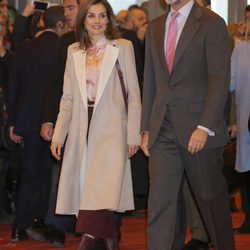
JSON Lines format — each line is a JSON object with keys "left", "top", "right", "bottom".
{"left": 84, "top": 3, "right": 108, "bottom": 41}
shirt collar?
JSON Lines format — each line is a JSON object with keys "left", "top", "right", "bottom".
{"left": 169, "top": 0, "right": 194, "bottom": 19}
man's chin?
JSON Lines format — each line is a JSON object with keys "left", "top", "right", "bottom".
{"left": 165, "top": 0, "right": 182, "bottom": 5}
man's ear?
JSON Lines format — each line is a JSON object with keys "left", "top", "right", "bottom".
{"left": 56, "top": 20, "right": 64, "bottom": 30}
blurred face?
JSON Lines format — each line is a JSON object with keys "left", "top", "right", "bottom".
{"left": 246, "top": 11, "right": 250, "bottom": 20}
{"left": 63, "top": 0, "right": 79, "bottom": 29}
{"left": 84, "top": 3, "right": 108, "bottom": 41}
{"left": 237, "top": 21, "right": 246, "bottom": 36}
{"left": 0, "top": 14, "right": 7, "bottom": 36}
{"left": 130, "top": 9, "right": 147, "bottom": 31}
{"left": 0, "top": 0, "right": 8, "bottom": 15}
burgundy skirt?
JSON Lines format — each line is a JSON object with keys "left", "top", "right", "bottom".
{"left": 75, "top": 101, "right": 118, "bottom": 239}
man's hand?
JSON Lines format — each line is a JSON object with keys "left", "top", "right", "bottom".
{"left": 137, "top": 23, "right": 148, "bottom": 41}
{"left": 188, "top": 128, "right": 208, "bottom": 154}
{"left": 228, "top": 124, "right": 237, "bottom": 139}
{"left": 141, "top": 132, "right": 150, "bottom": 157}
{"left": 128, "top": 145, "right": 139, "bottom": 158}
{"left": 40, "top": 123, "right": 54, "bottom": 141}
{"left": 22, "top": 2, "right": 35, "bottom": 17}
{"left": 51, "top": 142, "right": 63, "bottom": 160}
{"left": 9, "top": 126, "right": 23, "bottom": 144}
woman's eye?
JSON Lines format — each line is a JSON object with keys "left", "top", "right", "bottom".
{"left": 87, "top": 14, "right": 94, "bottom": 18}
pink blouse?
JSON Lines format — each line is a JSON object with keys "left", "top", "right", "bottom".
{"left": 86, "top": 36, "right": 108, "bottom": 102}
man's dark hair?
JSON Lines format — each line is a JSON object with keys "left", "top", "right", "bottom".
{"left": 128, "top": 4, "right": 140, "bottom": 10}
{"left": 43, "top": 5, "right": 65, "bottom": 29}
{"left": 246, "top": 5, "right": 250, "bottom": 12}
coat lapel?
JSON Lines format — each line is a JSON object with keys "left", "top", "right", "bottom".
{"left": 73, "top": 49, "right": 88, "bottom": 111}
{"left": 172, "top": 3, "right": 201, "bottom": 73}
{"left": 93, "top": 42, "right": 119, "bottom": 112}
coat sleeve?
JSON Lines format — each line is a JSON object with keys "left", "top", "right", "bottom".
{"left": 52, "top": 46, "right": 73, "bottom": 144}
{"left": 123, "top": 41, "right": 142, "bottom": 145}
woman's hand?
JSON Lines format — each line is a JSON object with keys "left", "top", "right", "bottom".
{"left": 128, "top": 144, "right": 139, "bottom": 158}
{"left": 51, "top": 142, "right": 63, "bottom": 160}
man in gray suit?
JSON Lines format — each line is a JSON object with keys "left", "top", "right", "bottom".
{"left": 140, "top": 0, "right": 235, "bottom": 249}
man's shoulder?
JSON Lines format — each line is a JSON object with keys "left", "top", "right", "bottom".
{"left": 61, "top": 31, "right": 76, "bottom": 44}
{"left": 199, "top": 6, "right": 226, "bottom": 26}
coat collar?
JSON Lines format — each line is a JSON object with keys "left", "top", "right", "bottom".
{"left": 72, "top": 40, "right": 119, "bottom": 112}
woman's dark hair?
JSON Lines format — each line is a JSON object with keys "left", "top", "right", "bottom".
{"left": 75, "top": 0, "right": 120, "bottom": 50}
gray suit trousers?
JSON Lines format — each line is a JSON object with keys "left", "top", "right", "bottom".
{"left": 147, "top": 111, "right": 235, "bottom": 250}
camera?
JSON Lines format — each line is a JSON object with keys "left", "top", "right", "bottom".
{"left": 33, "top": 1, "right": 50, "bottom": 11}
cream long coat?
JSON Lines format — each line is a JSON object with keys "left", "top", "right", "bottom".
{"left": 52, "top": 38, "right": 141, "bottom": 214}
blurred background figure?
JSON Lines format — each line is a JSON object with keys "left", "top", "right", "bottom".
{"left": 125, "top": 6, "right": 148, "bottom": 42}
{"left": 229, "top": 16, "right": 250, "bottom": 235}
{"left": 8, "top": 6, "right": 67, "bottom": 242}
{"left": 115, "top": 9, "right": 127, "bottom": 28}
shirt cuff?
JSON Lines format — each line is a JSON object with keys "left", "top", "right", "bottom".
{"left": 198, "top": 125, "right": 215, "bottom": 136}
{"left": 43, "top": 122, "right": 54, "bottom": 126}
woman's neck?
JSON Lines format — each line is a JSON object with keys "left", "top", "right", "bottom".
{"left": 91, "top": 35, "right": 105, "bottom": 46}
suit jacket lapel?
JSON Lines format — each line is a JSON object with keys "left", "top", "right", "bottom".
{"left": 172, "top": 3, "right": 201, "bottom": 73}
{"left": 73, "top": 49, "right": 88, "bottom": 111}
{"left": 155, "top": 13, "right": 169, "bottom": 73}
{"left": 93, "top": 42, "right": 119, "bottom": 113}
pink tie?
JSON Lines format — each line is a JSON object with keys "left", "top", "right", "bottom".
{"left": 166, "top": 11, "right": 179, "bottom": 73}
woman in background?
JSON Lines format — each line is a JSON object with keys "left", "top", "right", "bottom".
{"left": 230, "top": 17, "right": 250, "bottom": 234}
{"left": 51, "top": 0, "right": 141, "bottom": 249}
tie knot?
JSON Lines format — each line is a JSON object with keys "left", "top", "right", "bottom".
{"left": 171, "top": 11, "right": 179, "bottom": 20}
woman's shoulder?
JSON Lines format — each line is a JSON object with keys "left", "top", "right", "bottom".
{"left": 115, "top": 38, "right": 132, "bottom": 48}
{"left": 234, "top": 40, "right": 249, "bottom": 51}
{"left": 67, "top": 42, "right": 81, "bottom": 53}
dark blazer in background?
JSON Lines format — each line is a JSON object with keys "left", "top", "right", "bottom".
{"left": 8, "top": 31, "right": 59, "bottom": 133}
{"left": 41, "top": 31, "right": 76, "bottom": 124}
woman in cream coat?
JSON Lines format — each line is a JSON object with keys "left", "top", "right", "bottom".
{"left": 51, "top": 0, "right": 141, "bottom": 249}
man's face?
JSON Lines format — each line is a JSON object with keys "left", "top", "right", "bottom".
{"left": 63, "top": 0, "right": 79, "bottom": 29}
{"left": 130, "top": 9, "right": 148, "bottom": 32}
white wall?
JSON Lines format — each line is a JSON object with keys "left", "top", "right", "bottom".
{"left": 108, "top": 0, "right": 137, "bottom": 14}
{"left": 211, "top": 0, "right": 228, "bottom": 23}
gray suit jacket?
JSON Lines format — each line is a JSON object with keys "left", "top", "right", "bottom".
{"left": 141, "top": 2, "right": 231, "bottom": 149}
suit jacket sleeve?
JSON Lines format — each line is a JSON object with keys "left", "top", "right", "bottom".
{"left": 140, "top": 27, "right": 156, "bottom": 132}
{"left": 199, "top": 16, "right": 231, "bottom": 132}
{"left": 41, "top": 36, "right": 69, "bottom": 124}
{"left": 52, "top": 47, "right": 73, "bottom": 144}
{"left": 7, "top": 50, "right": 21, "bottom": 127}
{"left": 12, "top": 15, "right": 31, "bottom": 51}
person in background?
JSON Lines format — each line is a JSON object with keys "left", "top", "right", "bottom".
{"left": 125, "top": 7, "right": 148, "bottom": 42}
{"left": 50, "top": 0, "right": 141, "bottom": 249}
{"left": 229, "top": 16, "right": 250, "bottom": 235}
{"left": 115, "top": 9, "right": 127, "bottom": 29}
{"left": 8, "top": 6, "right": 67, "bottom": 242}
